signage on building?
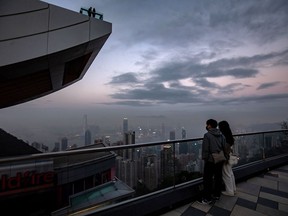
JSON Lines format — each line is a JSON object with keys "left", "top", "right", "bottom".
{"left": 0, "top": 160, "right": 55, "bottom": 197}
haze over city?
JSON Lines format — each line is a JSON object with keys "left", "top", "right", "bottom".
{"left": 0, "top": 0, "right": 287, "bottom": 149}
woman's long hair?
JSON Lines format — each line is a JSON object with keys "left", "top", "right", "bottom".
{"left": 219, "top": 120, "right": 234, "bottom": 145}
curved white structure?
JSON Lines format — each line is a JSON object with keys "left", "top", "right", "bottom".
{"left": 0, "top": 0, "right": 112, "bottom": 108}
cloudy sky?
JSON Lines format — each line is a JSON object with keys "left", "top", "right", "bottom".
{"left": 1, "top": 0, "right": 288, "bottom": 145}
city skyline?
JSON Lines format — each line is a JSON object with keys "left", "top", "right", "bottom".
{"left": 0, "top": 0, "right": 287, "bottom": 147}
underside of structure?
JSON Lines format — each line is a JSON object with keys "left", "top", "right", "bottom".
{"left": 0, "top": 0, "right": 112, "bottom": 108}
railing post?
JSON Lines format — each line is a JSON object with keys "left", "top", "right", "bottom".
{"left": 173, "top": 142, "right": 176, "bottom": 188}
{"left": 262, "top": 133, "right": 265, "bottom": 160}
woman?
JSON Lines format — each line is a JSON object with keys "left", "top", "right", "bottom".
{"left": 218, "top": 120, "right": 236, "bottom": 196}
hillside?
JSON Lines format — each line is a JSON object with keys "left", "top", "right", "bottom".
{"left": 0, "top": 128, "right": 41, "bottom": 157}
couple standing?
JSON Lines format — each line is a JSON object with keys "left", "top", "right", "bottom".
{"left": 198, "top": 119, "right": 236, "bottom": 204}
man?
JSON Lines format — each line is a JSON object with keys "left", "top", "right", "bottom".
{"left": 198, "top": 119, "right": 226, "bottom": 204}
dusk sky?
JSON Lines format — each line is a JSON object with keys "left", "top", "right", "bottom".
{"left": 1, "top": 0, "right": 288, "bottom": 146}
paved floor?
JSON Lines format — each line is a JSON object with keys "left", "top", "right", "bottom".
{"left": 160, "top": 165, "right": 288, "bottom": 216}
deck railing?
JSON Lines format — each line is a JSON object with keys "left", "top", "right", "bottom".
{"left": 0, "top": 129, "right": 287, "bottom": 215}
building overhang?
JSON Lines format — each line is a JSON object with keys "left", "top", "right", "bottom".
{"left": 0, "top": 0, "right": 112, "bottom": 108}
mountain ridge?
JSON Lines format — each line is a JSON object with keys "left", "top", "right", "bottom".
{"left": 0, "top": 128, "right": 41, "bottom": 157}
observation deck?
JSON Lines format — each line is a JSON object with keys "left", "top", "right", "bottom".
{"left": 0, "top": 129, "right": 287, "bottom": 215}
{"left": 0, "top": 0, "right": 112, "bottom": 108}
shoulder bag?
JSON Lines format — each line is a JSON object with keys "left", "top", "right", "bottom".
{"left": 211, "top": 136, "right": 227, "bottom": 164}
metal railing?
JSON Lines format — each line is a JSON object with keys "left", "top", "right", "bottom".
{"left": 0, "top": 129, "right": 287, "bottom": 216}
{"left": 80, "top": 7, "right": 103, "bottom": 20}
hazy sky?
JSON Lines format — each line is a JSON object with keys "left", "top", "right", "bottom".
{"left": 1, "top": 0, "right": 288, "bottom": 146}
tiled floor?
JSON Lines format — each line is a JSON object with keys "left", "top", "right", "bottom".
{"left": 160, "top": 165, "right": 288, "bottom": 216}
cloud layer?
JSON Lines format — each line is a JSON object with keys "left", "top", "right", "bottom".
{"left": 86, "top": 0, "right": 288, "bottom": 107}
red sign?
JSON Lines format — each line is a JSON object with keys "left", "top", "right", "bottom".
{"left": 0, "top": 171, "right": 54, "bottom": 196}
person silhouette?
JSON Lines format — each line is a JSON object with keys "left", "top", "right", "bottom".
{"left": 198, "top": 119, "right": 227, "bottom": 204}
{"left": 88, "top": 7, "right": 92, "bottom": 17}
{"left": 219, "top": 120, "right": 237, "bottom": 196}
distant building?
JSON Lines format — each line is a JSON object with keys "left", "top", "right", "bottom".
{"left": 169, "top": 130, "right": 176, "bottom": 140}
{"left": 144, "top": 154, "right": 159, "bottom": 190}
{"left": 179, "top": 127, "right": 188, "bottom": 154}
{"left": 161, "top": 123, "right": 166, "bottom": 140}
{"left": 85, "top": 129, "right": 92, "bottom": 146}
{"left": 31, "top": 141, "right": 41, "bottom": 151}
{"left": 116, "top": 131, "right": 138, "bottom": 188}
{"left": 104, "top": 136, "right": 111, "bottom": 146}
{"left": 160, "top": 144, "right": 174, "bottom": 181}
{"left": 53, "top": 142, "right": 60, "bottom": 152}
{"left": 123, "top": 131, "right": 136, "bottom": 160}
{"left": 123, "top": 118, "right": 128, "bottom": 134}
{"left": 61, "top": 137, "right": 68, "bottom": 151}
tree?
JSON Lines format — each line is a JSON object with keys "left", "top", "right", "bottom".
{"left": 281, "top": 121, "right": 288, "bottom": 129}
{"left": 281, "top": 120, "right": 288, "bottom": 136}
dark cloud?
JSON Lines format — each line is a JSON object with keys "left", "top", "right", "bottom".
{"left": 224, "top": 68, "right": 258, "bottom": 78}
{"left": 218, "top": 83, "right": 249, "bottom": 95}
{"left": 257, "top": 82, "right": 281, "bottom": 90}
{"left": 108, "top": 91, "right": 288, "bottom": 107}
{"left": 107, "top": 48, "right": 288, "bottom": 106}
{"left": 110, "top": 83, "right": 201, "bottom": 104}
{"left": 103, "top": 0, "right": 288, "bottom": 51}
{"left": 221, "top": 93, "right": 288, "bottom": 104}
{"left": 108, "top": 72, "right": 139, "bottom": 84}
{"left": 208, "top": 50, "right": 288, "bottom": 69}
{"left": 208, "top": 0, "right": 288, "bottom": 39}
{"left": 102, "top": 100, "right": 154, "bottom": 107}
{"left": 193, "top": 78, "right": 220, "bottom": 89}
{"left": 144, "top": 49, "right": 288, "bottom": 83}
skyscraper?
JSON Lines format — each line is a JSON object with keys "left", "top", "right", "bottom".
{"left": 123, "top": 131, "right": 136, "bottom": 160}
{"left": 179, "top": 127, "right": 188, "bottom": 154}
{"left": 83, "top": 114, "right": 88, "bottom": 135}
{"left": 117, "top": 130, "right": 137, "bottom": 188}
{"left": 169, "top": 130, "right": 176, "bottom": 140}
{"left": 123, "top": 118, "right": 128, "bottom": 134}
{"left": 61, "top": 137, "right": 68, "bottom": 151}
{"left": 85, "top": 129, "right": 92, "bottom": 146}
{"left": 144, "top": 154, "right": 159, "bottom": 190}
{"left": 160, "top": 144, "right": 174, "bottom": 181}
{"left": 161, "top": 122, "right": 165, "bottom": 140}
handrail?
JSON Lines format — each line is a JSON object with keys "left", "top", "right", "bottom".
{"left": 1, "top": 129, "right": 287, "bottom": 215}
{"left": 80, "top": 7, "right": 103, "bottom": 20}
{"left": 0, "top": 129, "right": 287, "bottom": 164}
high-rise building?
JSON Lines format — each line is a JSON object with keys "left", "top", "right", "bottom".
{"left": 161, "top": 123, "right": 165, "bottom": 140}
{"left": 61, "top": 137, "right": 68, "bottom": 151}
{"left": 179, "top": 127, "right": 188, "bottom": 154}
{"left": 53, "top": 142, "right": 60, "bottom": 152}
{"left": 116, "top": 130, "right": 138, "bottom": 188}
{"left": 85, "top": 129, "right": 92, "bottom": 146}
{"left": 83, "top": 114, "right": 88, "bottom": 133}
{"left": 123, "top": 118, "right": 128, "bottom": 134}
{"left": 169, "top": 130, "right": 176, "bottom": 140}
{"left": 124, "top": 131, "right": 135, "bottom": 145}
{"left": 104, "top": 136, "right": 111, "bottom": 146}
{"left": 123, "top": 131, "right": 136, "bottom": 160}
{"left": 160, "top": 144, "right": 174, "bottom": 181}
{"left": 144, "top": 154, "right": 159, "bottom": 190}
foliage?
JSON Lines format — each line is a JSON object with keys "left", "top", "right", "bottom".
{"left": 281, "top": 120, "right": 288, "bottom": 136}
{"left": 281, "top": 121, "right": 288, "bottom": 129}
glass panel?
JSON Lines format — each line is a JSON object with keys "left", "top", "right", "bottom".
{"left": 0, "top": 129, "right": 287, "bottom": 215}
